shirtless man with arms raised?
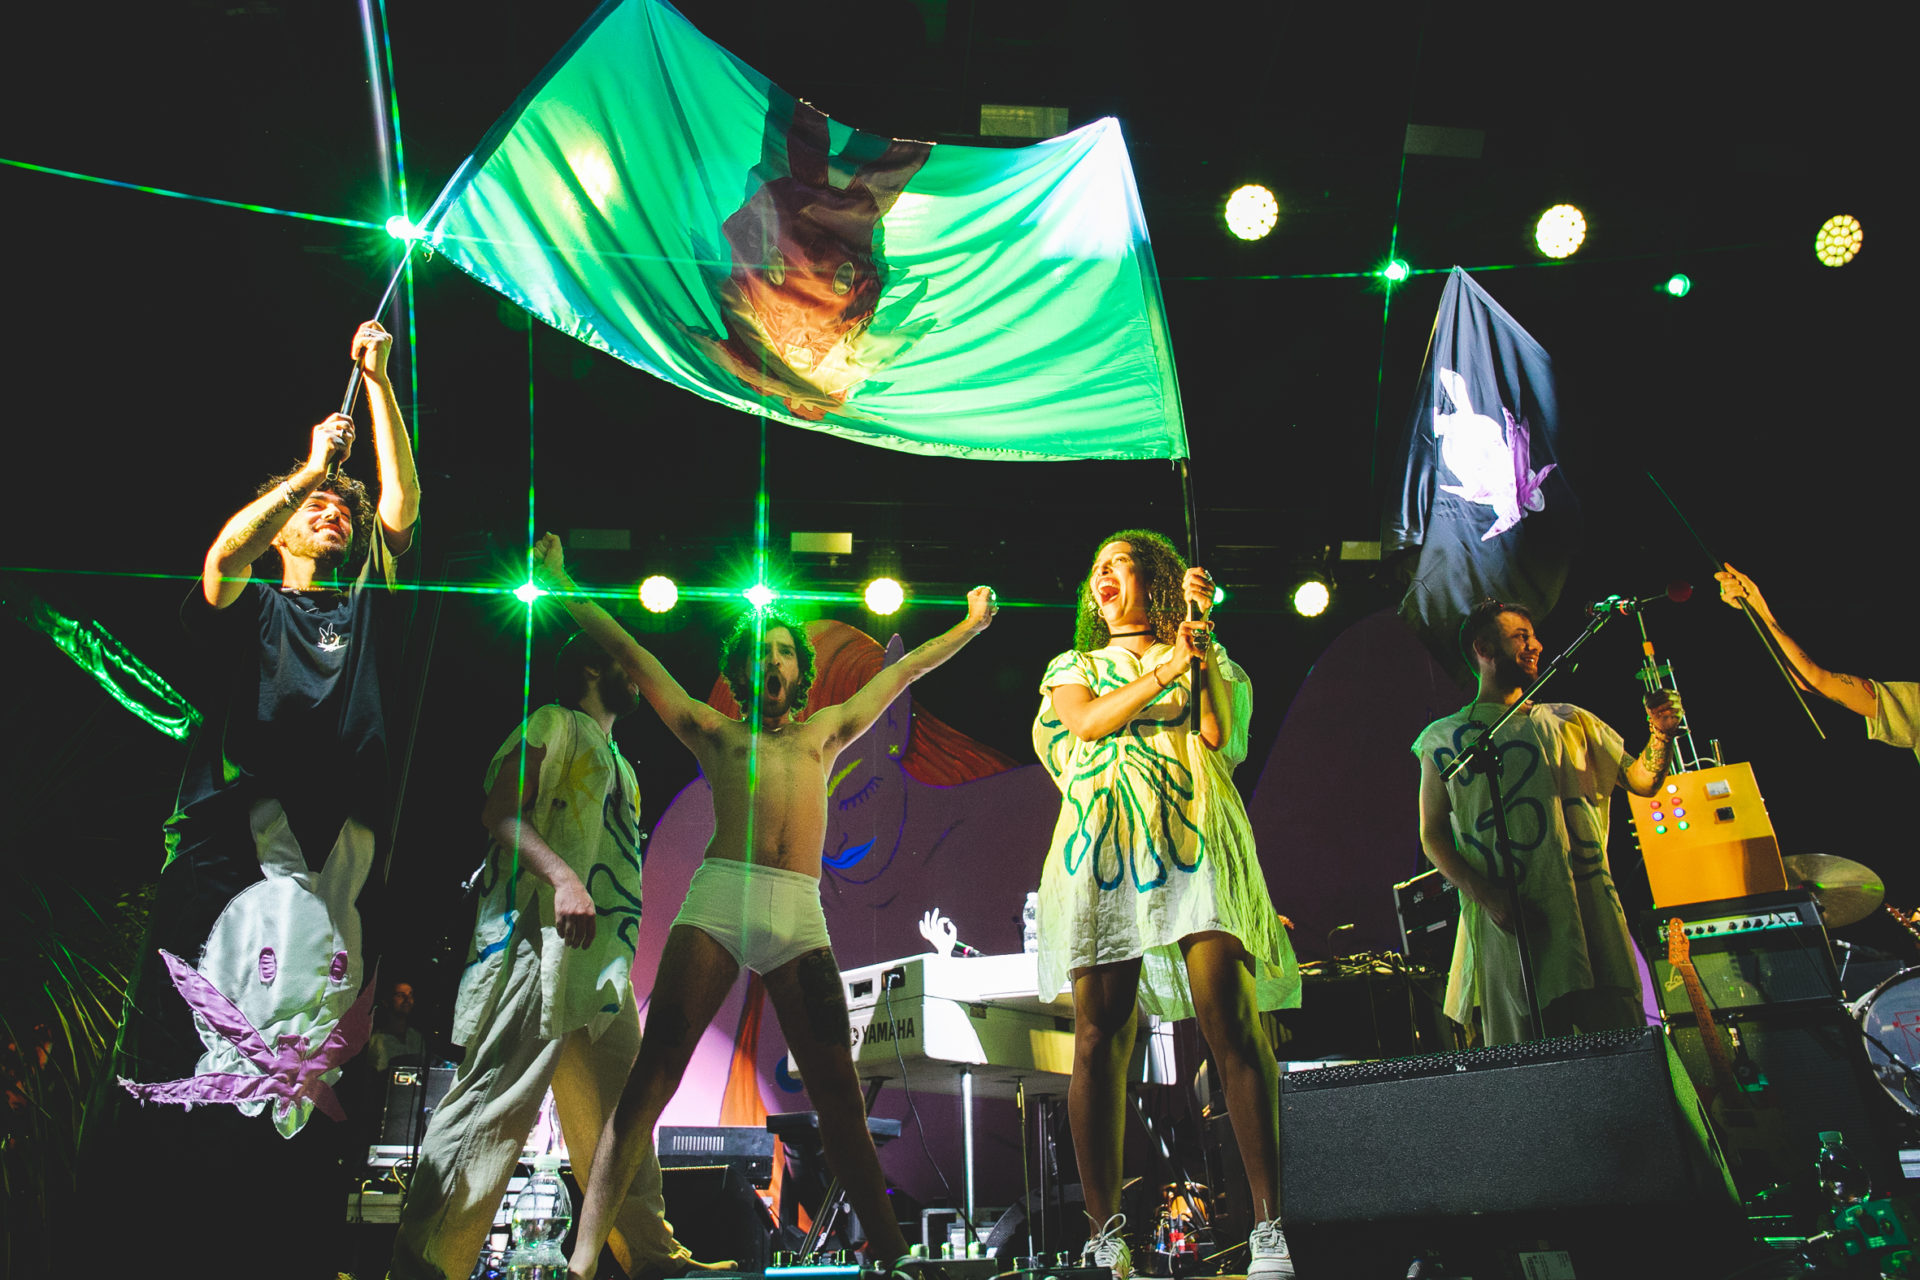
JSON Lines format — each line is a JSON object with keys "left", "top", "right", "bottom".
{"left": 529, "top": 533, "right": 995, "bottom": 1277}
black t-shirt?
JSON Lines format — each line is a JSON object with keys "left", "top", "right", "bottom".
{"left": 164, "top": 554, "right": 408, "bottom": 877}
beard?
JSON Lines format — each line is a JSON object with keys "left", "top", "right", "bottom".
{"left": 597, "top": 665, "right": 640, "bottom": 718}
{"left": 280, "top": 525, "right": 349, "bottom": 571}
{"left": 1490, "top": 651, "right": 1536, "bottom": 692}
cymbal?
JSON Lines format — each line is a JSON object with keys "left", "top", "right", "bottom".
{"left": 1784, "top": 853, "right": 1885, "bottom": 927}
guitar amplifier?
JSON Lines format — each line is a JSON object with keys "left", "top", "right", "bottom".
{"left": 1392, "top": 867, "right": 1459, "bottom": 969}
{"left": 657, "top": 1125, "right": 776, "bottom": 1188}
{"left": 368, "top": 1065, "right": 455, "bottom": 1166}
{"left": 1639, "top": 889, "right": 1840, "bottom": 1017}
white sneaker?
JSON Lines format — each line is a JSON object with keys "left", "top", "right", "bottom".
{"left": 1080, "top": 1213, "right": 1132, "bottom": 1279}
{"left": 1247, "top": 1218, "right": 1295, "bottom": 1280}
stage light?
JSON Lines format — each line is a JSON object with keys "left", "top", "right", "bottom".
{"left": 512, "top": 582, "right": 546, "bottom": 604}
{"left": 743, "top": 583, "right": 777, "bottom": 609}
{"left": 1291, "top": 579, "right": 1331, "bottom": 617}
{"left": 1815, "top": 214, "right": 1863, "bottom": 267}
{"left": 385, "top": 214, "right": 424, "bottom": 241}
{"left": 1535, "top": 204, "right": 1587, "bottom": 258}
{"left": 1212, "top": 585, "right": 1227, "bottom": 607}
{"left": 638, "top": 575, "right": 679, "bottom": 613}
{"left": 1664, "top": 273, "right": 1692, "bottom": 298}
{"left": 1381, "top": 259, "right": 1410, "bottom": 283}
{"left": 864, "top": 578, "right": 905, "bottom": 615}
{"left": 1224, "top": 185, "right": 1279, "bottom": 241}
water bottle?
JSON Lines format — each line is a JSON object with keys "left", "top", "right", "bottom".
{"left": 1816, "top": 1131, "right": 1874, "bottom": 1209}
{"left": 507, "top": 1153, "right": 573, "bottom": 1279}
{"left": 1022, "top": 892, "right": 1040, "bottom": 953}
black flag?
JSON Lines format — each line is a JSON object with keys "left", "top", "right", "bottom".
{"left": 1383, "top": 267, "right": 1581, "bottom": 683}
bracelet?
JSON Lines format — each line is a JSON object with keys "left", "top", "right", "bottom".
{"left": 1151, "top": 663, "right": 1169, "bottom": 689}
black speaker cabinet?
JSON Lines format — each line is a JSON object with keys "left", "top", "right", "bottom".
{"left": 1664, "top": 1000, "right": 1895, "bottom": 1194}
{"left": 1280, "top": 1028, "right": 1743, "bottom": 1276}
{"left": 659, "top": 1163, "right": 774, "bottom": 1267}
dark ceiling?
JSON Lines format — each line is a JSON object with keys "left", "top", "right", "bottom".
{"left": 3, "top": 1, "right": 1907, "bottom": 960}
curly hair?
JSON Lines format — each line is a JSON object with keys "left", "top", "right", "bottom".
{"left": 1072, "top": 528, "right": 1190, "bottom": 652}
{"left": 719, "top": 607, "right": 818, "bottom": 715}
{"left": 254, "top": 465, "right": 376, "bottom": 574}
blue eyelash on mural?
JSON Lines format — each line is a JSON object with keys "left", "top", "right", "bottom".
{"left": 837, "top": 776, "right": 881, "bottom": 811}
{"left": 823, "top": 838, "right": 875, "bottom": 870}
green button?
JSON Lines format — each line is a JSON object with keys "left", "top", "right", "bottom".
{"left": 1678, "top": 820, "right": 1690, "bottom": 831}
{"left": 1655, "top": 824, "right": 1668, "bottom": 834}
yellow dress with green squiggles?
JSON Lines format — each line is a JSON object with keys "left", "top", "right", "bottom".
{"left": 1032, "top": 642, "right": 1300, "bottom": 1020}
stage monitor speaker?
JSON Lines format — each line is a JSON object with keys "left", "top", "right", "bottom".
{"left": 1280, "top": 1027, "right": 1742, "bottom": 1275}
{"left": 659, "top": 1164, "right": 773, "bottom": 1268}
{"left": 1641, "top": 890, "right": 1840, "bottom": 1017}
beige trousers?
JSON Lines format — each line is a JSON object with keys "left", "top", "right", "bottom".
{"left": 389, "top": 939, "right": 688, "bottom": 1279}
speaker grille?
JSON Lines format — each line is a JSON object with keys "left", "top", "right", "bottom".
{"left": 1283, "top": 1026, "right": 1651, "bottom": 1091}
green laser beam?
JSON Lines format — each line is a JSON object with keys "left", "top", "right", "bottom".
{"left": 1171, "top": 240, "right": 1781, "bottom": 284}
{"left": 0, "top": 157, "right": 384, "bottom": 230}
{"left": 0, "top": 566, "right": 1073, "bottom": 609}
{"left": 372, "top": 0, "right": 419, "bottom": 438}
{"left": 375, "top": 0, "right": 409, "bottom": 224}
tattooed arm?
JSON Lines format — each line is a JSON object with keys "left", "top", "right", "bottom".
{"left": 1716, "top": 563, "right": 1878, "bottom": 718}
{"left": 200, "top": 415, "right": 352, "bottom": 608}
{"left": 1622, "top": 691, "right": 1682, "bottom": 796}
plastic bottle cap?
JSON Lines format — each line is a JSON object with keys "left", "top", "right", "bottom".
{"left": 533, "top": 1153, "right": 564, "bottom": 1174}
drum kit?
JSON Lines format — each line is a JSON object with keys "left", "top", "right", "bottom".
{"left": 1783, "top": 853, "right": 1920, "bottom": 1118}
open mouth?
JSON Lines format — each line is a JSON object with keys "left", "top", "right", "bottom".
{"left": 1095, "top": 581, "right": 1120, "bottom": 606}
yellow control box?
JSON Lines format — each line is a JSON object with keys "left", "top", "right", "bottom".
{"left": 1629, "top": 761, "right": 1787, "bottom": 908}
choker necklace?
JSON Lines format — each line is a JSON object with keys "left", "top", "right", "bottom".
{"left": 1107, "top": 629, "right": 1155, "bottom": 639}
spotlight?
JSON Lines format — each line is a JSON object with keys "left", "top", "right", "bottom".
{"left": 384, "top": 214, "right": 424, "bottom": 241}
{"left": 863, "top": 578, "right": 905, "bottom": 615}
{"left": 1291, "top": 579, "right": 1331, "bottom": 618}
{"left": 1534, "top": 204, "right": 1587, "bottom": 258}
{"left": 743, "top": 583, "right": 777, "bottom": 609}
{"left": 512, "top": 582, "right": 546, "bottom": 604}
{"left": 1814, "top": 214, "right": 1863, "bottom": 267}
{"left": 1664, "top": 273, "right": 1692, "bottom": 298}
{"left": 1381, "top": 259, "right": 1411, "bottom": 283}
{"left": 638, "top": 575, "right": 679, "bottom": 613}
{"left": 1224, "top": 185, "right": 1279, "bottom": 241}
{"left": 1212, "top": 585, "right": 1227, "bottom": 607}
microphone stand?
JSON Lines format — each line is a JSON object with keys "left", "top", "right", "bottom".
{"left": 1441, "top": 606, "right": 1618, "bottom": 1042}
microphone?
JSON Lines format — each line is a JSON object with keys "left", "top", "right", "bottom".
{"left": 1585, "top": 581, "right": 1691, "bottom": 616}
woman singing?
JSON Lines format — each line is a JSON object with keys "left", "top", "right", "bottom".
{"left": 1033, "top": 530, "right": 1300, "bottom": 1279}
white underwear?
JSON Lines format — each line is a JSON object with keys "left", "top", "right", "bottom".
{"left": 671, "top": 858, "right": 832, "bottom": 975}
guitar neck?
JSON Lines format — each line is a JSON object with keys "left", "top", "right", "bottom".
{"left": 1668, "top": 920, "right": 1743, "bottom": 1102}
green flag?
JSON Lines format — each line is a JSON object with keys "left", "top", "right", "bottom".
{"left": 421, "top": 0, "right": 1186, "bottom": 461}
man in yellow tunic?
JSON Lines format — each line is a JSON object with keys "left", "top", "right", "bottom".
{"left": 1414, "top": 600, "right": 1681, "bottom": 1045}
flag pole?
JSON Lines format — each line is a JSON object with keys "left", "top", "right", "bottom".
{"left": 1645, "top": 471, "right": 1825, "bottom": 740}
{"left": 335, "top": 246, "right": 415, "bottom": 428}
{"left": 1178, "top": 457, "right": 1201, "bottom": 731}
